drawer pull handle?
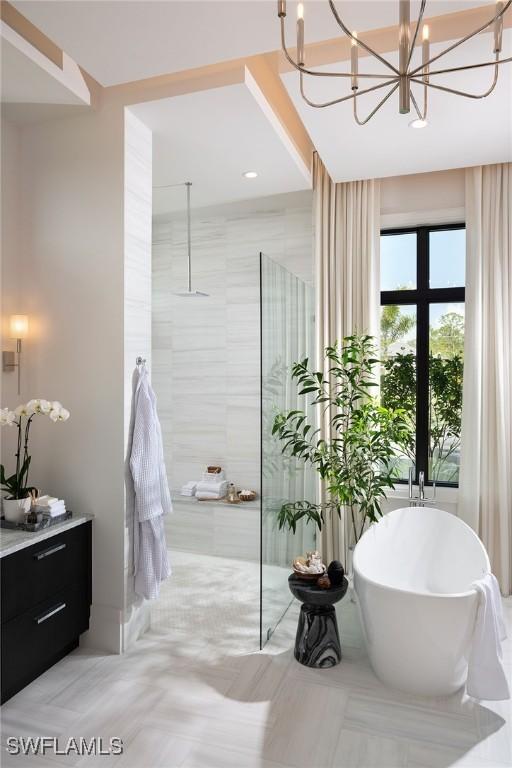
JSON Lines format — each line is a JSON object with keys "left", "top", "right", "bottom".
{"left": 34, "top": 542, "right": 66, "bottom": 560}
{"left": 35, "top": 602, "right": 67, "bottom": 624}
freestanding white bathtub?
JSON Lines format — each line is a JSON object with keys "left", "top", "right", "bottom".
{"left": 353, "top": 506, "right": 490, "bottom": 697}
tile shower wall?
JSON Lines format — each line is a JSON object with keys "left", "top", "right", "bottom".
{"left": 152, "top": 190, "right": 312, "bottom": 495}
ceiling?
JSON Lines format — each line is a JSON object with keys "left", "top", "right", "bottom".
{"left": 130, "top": 80, "right": 311, "bottom": 213}
{"left": 1, "top": 37, "right": 81, "bottom": 104}
{"left": 282, "top": 28, "right": 512, "bottom": 181}
{"left": 12, "top": 0, "right": 489, "bottom": 86}
{"left": 0, "top": 21, "right": 90, "bottom": 107}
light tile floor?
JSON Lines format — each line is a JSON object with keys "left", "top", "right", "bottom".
{"left": 1, "top": 550, "right": 511, "bottom": 768}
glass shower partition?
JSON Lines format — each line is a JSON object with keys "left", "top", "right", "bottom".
{"left": 260, "top": 253, "right": 317, "bottom": 648}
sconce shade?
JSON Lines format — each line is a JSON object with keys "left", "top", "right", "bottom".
{"left": 10, "top": 315, "right": 29, "bottom": 339}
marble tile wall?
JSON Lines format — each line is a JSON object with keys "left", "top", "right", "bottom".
{"left": 123, "top": 109, "right": 153, "bottom": 649}
{"left": 152, "top": 190, "right": 313, "bottom": 496}
{"left": 165, "top": 497, "right": 260, "bottom": 561}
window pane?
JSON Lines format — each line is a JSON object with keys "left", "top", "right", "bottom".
{"left": 429, "top": 302, "right": 464, "bottom": 484}
{"left": 429, "top": 229, "right": 465, "bottom": 288}
{"left": 381, "top": 233, "right": 417, "bottom": 291}
{"left": 380, "top": 305, "right": 416, "bottom": 481}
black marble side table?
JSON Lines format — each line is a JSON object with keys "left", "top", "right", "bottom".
{"left": 288, "top": 574, "right": 349, "bottom": 669}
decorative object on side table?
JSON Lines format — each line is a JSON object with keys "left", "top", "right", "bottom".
{"left": 292, "top": 550, "right": 326, "bottom": 580}
{"left": 0, "top": 399, "right": 70, "bottom": 523}
{"left": 289, "top": 562, "right": 348, "bottom": 668}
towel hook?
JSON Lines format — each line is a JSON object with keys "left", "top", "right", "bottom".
{"left": 136, "top": 357, "right": 146, "bottom": 366}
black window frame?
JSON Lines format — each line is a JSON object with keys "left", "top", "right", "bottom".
{"left": 380, "top": 223, "right": 465, "bottom": 488}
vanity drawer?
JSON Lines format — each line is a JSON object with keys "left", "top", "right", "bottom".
{"left": 1, "top": 582, "right": 90, "bottom": 703}
{"left": 1, "top": 522, "right": 92, "bottom": 622}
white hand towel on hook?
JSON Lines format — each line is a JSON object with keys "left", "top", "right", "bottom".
{"left": 466, "top": 573, "right": 510, "bottom": 700}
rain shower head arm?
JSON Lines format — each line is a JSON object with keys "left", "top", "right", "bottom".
{"left": 153, "top": 179, "right": 208, "bottom": 297}
{"left": 186, "top": 182, "right": 192, "bottom": 294}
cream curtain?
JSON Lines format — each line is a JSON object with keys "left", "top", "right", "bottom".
{"left": 459, "top": 163, "right": 512, "bottom": 596}
{"left": 313, "top": 153, "right": 380, "bottom": 563}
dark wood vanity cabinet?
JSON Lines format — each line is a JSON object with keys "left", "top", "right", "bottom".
{"left": 1, "top": 520, "right": 92, "bottom": 704}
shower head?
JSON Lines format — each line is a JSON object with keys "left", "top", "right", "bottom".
{"left": 174, "top": 290, "right": 209, "bottom": 297}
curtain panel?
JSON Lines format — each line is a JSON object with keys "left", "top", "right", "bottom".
{"left": 460, "top": 162, "right": 512, "bottom": 596}
{"left": 313, "top": 153, "right": 380, "bottom": 563}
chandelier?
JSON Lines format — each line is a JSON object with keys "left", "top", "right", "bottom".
{"left": 277, "top": 0, "right": 511, "bottom": 126}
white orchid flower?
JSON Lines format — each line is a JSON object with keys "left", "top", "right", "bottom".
{"left": 49, "top": 405, "right": 70, "bottom": 422}
{"left": 14, "top": 403, "right": 29, "bottom": 417}
{"left": 0, "top": 408, "right": 17, "bottom": 427}
{"left": 26, "top": 399, "right": 52, "bottom": 415}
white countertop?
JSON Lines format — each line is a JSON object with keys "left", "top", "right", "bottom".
{"left": 0, "top": 513, "right": 94, "bottom": 559}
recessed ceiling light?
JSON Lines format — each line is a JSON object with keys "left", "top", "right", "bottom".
{"left": 409, "top": 118, "right": 428, "bottom": 129}
{"left": 242, "top": 171, "right": 258, "bottom": 179}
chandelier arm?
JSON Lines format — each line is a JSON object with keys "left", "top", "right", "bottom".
{"left": 409, "top": 0, "right": 512, "bottom": 77}
{"left": 426, "top": 56, "right": 512, "bottom": 78}
{"left": 406, "top": 0, "right": 427, "bottom": 71}
{"left": 300, "top": 72, "right": 398, "bottom": 108}
{"left": 328, "top": 0, "right": 399, "bottom": 75}
{"left": 410, "top": 87, "right": 427, "bottom": 121}
{"left": 353, "top": 83, "right": 400, "bottom": 125}
{"left": 410, "top": 65, "right": 499, "bottom": 99}
{"left": 280, "top": 18, "right": 396, "bottom": 79}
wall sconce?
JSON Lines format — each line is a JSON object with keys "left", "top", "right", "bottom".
{"left": 3, "top": 315, "right": 29, "bottom": 395}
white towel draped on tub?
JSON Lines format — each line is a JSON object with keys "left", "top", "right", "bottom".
{"left": 467, "top": 573, "right": 510, "bottom": 701}
{"left": 130, "top": 364, "right": 172, "bottom": 600}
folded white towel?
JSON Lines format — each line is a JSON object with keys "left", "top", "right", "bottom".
{"left": 48, "top": 504, "right": 66, "bottom": 517}
{"left": 36, "top": 496, "right": 66, "bottom": 517}
{"left": 201, "top": 471, "right": 226, "bottom": 483}
{"left": 180, "top": 481, "right": 197, "bottom": 496}
{"left": 37, "top": 495, "right": 62, "bottom": 508}
{"left": 467, "top": 573, "right": 510, "bottom": 701}
{"left": 196, "top": 480, "right": 227, "bottom": 495}
{"left": 196, "top": 488, "right": 227, "bottom": 500}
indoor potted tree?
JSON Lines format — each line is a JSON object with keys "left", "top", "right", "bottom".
{"left": 272, "top": 335, "right": 413, "bottom": 560}
{"left": 0, "top": 399, "right": 70, "bottom": 523}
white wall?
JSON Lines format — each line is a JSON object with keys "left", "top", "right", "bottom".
{"left": 0, "top": 120, "right": 23, "bottom": 466}
{"left": 123, "top": 108, "right": 153, "bottom": 647}
{"left": 0, "top": 103, "right": 152, "bottom": 653}
{"left": 17, "top": 104, "right": 126, "bottom": 652}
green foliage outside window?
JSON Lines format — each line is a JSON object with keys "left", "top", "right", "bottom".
{"left": 380, "top": 308, "right": 464, "bottom": 484}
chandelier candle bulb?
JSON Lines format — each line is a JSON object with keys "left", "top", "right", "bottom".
{"left": 398, "top": 0, "right": 411, "bottom": 113}
{"left": 495, "top": 1, "right": 504, "bottom": 52}
{"left": 297, "top": 3, "right": 305, "bottom": 65}
{"left": 422, "top": 25, "right": 430, "bottom": 82}
{"left": 351, "top": 31, "right": 358, "bottom": 90}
